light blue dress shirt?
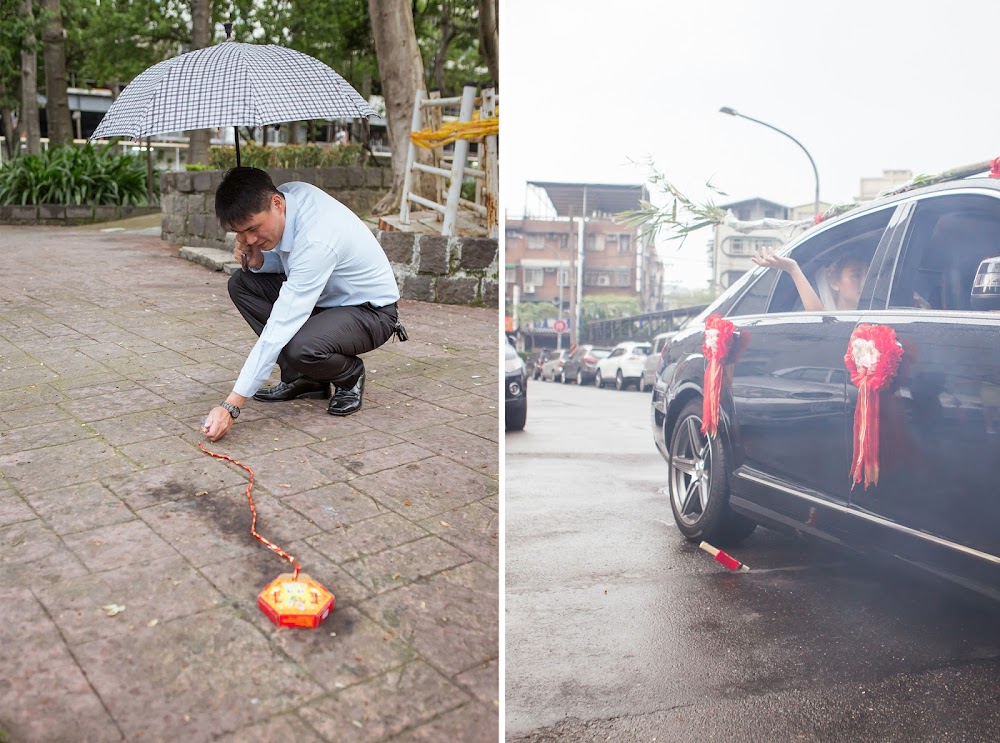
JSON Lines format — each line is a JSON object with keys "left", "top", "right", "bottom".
{"left": 232, "top": 182, "right": 400, "bottom": 397}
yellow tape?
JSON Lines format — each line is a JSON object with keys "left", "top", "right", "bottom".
{"left": 410, "top": 115, "right": 499, "bottom": 149}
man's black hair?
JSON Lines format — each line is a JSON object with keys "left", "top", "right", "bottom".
{"left": 215, "top": 167, "right": 281, "bottom": 230}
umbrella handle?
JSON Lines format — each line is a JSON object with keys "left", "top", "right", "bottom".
{"left": 235, "top": 126, "right": 241, "bottom": 167}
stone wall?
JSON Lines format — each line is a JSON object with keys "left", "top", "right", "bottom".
{"left": 161, "top": 167, "right": 498, "bottom": 307}
{"left": 0, "top": 205, "right": 159, "bottom": 225}
{"left": 160, "top": 166, "right": 391, "bottom": 250}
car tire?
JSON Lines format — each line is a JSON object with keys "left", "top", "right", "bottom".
{"left": 576, "top": 370, "right": 585, "bottom": 386}
{"left": 638, "top": 375, "right": 647, "bottom": 393}
{"left": 559, "top": 371, "right": 567, "bottom": 384}
{"left": 615, "top": 370, "right": 625, "bottom": 391}
{"left": 667, "top": 399, "right": 755, "bottom": 546}
{"left": 506, "top": 402, "right": 527, "bottom": 431}
{"left": 595, "top": 369, "right": 604, "bottom": 389}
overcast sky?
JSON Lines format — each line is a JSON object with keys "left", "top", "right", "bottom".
{"left": 500, "top": 0, "right": 1000, "bottom": 286}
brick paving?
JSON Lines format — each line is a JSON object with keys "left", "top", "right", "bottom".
{"left": 0, "top": 225, "right": 499, "bottom": 742}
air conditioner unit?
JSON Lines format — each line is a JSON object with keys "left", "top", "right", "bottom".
{"left": 597, "top": 276, "right": 610, "bottom": 286}
{"left": 543, "top": 267, "right": 556, "bottom": 273}
{"left": 523, "top": 284, "right": 536, "bottom": 294}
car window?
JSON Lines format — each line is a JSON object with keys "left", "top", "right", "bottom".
{"left": 729, "top": 267, "right": 779, "bottom": 316}
{"left": 888, "top": 194, "right": 1000, "bottom": 312}
{"left": 609, "top": 348, "right": 624, "bottom": 358}
{"left": 767, "top": 207, "right": 895, "bottom": 314}
{"left": 593, "top": 349, "right": 611, "bottom": 358}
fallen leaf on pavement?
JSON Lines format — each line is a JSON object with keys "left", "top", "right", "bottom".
{"left": 195, "top": 490, "right": 208, "bottom": 496}
{"left": 404, "top": 499, "right": 411, "bottom": 506}
{"left": 101, "top": 603, "right": 126, "bottom": 617}
{"left": 440, "top": 521, "right": 450, "bottom": 527}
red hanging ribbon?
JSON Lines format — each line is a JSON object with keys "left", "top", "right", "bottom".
{"left": 701, "top": 314, "right": 736, "bottom": 438}
{"left": 990, "top": 157, "right": 1000, "bottom": 179}
{"left": 198, "top": 442, "right": 300, "bottom": 578}
{"left": 844, "top": 324, "right": 903, "bottom": 489}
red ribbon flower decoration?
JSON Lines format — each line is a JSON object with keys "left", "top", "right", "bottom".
{"left": 844, "top": 324, "right": 903, "bottom": 489}
{"left": 701, "top": 314, "right": 736, "bottom": 438}
{"left": 990, "top": 157, "right": 1000, "bottom": 179}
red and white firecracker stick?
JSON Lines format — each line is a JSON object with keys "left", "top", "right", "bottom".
{"left": 699, "top": 541, "right": 750, "bottom": 572}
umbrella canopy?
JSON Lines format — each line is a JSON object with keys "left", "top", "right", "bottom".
{"left": 92, "top": 41, "right": 373, "bottom": 141}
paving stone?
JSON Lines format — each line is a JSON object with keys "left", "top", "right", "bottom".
{"left": 394, "top": 703, "right": 498, "bottom": 742}
{"left": 61, "top": 386, "right": 172, "bottom": 422}
{"left": 269, "top": 606, "right": 412, "bottom": 692}
{"left": 456, "top": 657, "right": 500, "bottom": 707}
{"left": 364, "top": 561, "right": 498, "bottom": 677}
{"left": 85, "top": 410, "right": 194, "bottom": 446}
{"left": 0, "top": 488, "right": 36, "bottom": 527}
{"left": 305, "top": 430, "right": 406, "bottom": 460}
{"left": 33, "top": 555, "right": 226, "bottom": 646}
{"left": 360, "top": 399, "right": 467, "bottom": 436}
{"left": 73, "top": 609, "right": 325, "bottom": 741}
{"left": 351, "top": 456, "right": 494, "bottom": 520}
{"left": 0, "top": 438, "right": 138, "bottom": 496}
{"left": 418, "top": 501, "right": 499, "bottom": 568}
{"left": 283, "top": 483, "right": 386, "bottom": 529}
{"left": 24, "top": 481, "right": 134, "bottom": 536}
{"left": 0, "top": 587, "right": 123, "bottom": 743}
{"left": 341, "top": 442, "right": 436, "bottom": 475}
{"left": 401, "top": 423, "right": 498, "bottom": 471}
{"left": 118, "top": 434, "right": 203, "bottom": 469}
{"left": 0, "top": 519, "right": 88, "bottom": 587}
{"left": 213, "top": 714, "right": 324, "bottom": 742}
{"left": 299, "top": 660, "right": 470, "bottom": 741}
{"left": 63, "top": 518, "right": 176, "bottom": 571}
{"left": 341, "top": 535, "right": 473, "bottom": 594}
{"left": 102, "top": 458, "right": 249, "bottom": 510}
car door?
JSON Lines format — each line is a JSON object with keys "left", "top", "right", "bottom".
{"left": 726, "top": 206, "right": 901, "bottom": 523}
{"left": 846, "top": 190, "right": 1000, "bottom": 585}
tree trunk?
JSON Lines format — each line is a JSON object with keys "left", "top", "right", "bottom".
{"left": 368, "top": 0, "right": 428, "bottom": 216}
{"left": 0, "top": 77, "right": 18, "bottom": 161}
{"left": 41, "top": 0, "right": 73, "bottom": 145}
{"left": 187, "top": 0, "right": 212, "bottom": 165}
{"left": 432, "top": 1, "right": 455, "bottom": 93}
{"left": 478, "top": 0, "right": 498, "bottom": 85}
{"left": 20, "top": 0, "right": 42, "bottom": 155}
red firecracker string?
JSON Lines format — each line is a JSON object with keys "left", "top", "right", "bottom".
{"left": 198, "top": 442, "right": 300, "bottom": 579}
{"left": 701, "top": 314, "right": 736, "bottom": 438}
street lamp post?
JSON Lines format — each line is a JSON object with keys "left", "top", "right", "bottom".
{"left": 719, "top": 106, "right": 820, "bottom": 216}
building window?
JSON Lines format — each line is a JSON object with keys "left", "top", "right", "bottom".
{"left": 618, "top": 234, "right": 631, "bottom": 253}
{"left": 611, "top": 269, "right": 632, "bottom": 287}
{"left": 557, "top": 269, "right": 570, "bottom": 287}
{"left": 585, "top": 234, "right": 604, "bottom": 252}
{"left": 505, "top": 267, "right": 516, "bottom": 284}
{"left": 527, "top": 234, "right": 545, "bottom": 250}
{"left": 584, "top": 271, "right": 610, "bottom": 287}
{"left": 723, "top": 236, "right": 779, "bottom": 257}
{"left": 523, "top": 268, "right": 544, "bottom": 285}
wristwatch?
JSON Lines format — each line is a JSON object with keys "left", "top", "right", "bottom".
{"left": 220, "top": 402, "right": 240, "bottom": 419}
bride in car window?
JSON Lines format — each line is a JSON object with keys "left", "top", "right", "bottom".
{"left": 752, "top": 247, "right": 867, "bottom": 312}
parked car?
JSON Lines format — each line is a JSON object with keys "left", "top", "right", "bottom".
{"left": 526, "top": 349, "right": 547, "bottom": 380}
{"left": 505, "top": 340, "right": 527, "bottom": 431}
{"left": 652, "top": 177, "right": 1000, "bottom": 601}
{"left": 595, "top": 341, "right": 651, "bottom": 390}
{"left": 639, "top": 332, "right": 676, "bottom": 393}
{"left": 563, "top": 345, "right": 611, "bottom": 385}
{"left": 539, "top": 349, "right": 571, "bottom": 382}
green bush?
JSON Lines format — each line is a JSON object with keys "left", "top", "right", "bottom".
{"left": 209, "top": 142, "right": 366, "bottom": 171}
{"left": 0, "top": 143, "right": 155, "bottom": 206}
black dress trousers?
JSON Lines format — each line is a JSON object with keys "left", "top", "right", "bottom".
{"left": 228, "top": 270, "right": 398, "bottom": 387}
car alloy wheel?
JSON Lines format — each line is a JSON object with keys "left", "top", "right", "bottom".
{"left": 615, "top": 370, "right": 624, "bottom": 391}
{"left": 576, "top": 369, "right": 584, "bottom": 386}
{"left": 595, "top": 369, "right": 604, "bottom": 388}
{"left": 667, "top": 399, "right": 755, "bottom": 545}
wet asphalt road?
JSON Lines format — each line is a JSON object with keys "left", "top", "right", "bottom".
{"left": 505, "top": 377, "right": 1000, "bottom": 742}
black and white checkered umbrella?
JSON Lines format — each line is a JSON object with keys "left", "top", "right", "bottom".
{"left": 91, "top": 39, "right": 373, "bottom": 163}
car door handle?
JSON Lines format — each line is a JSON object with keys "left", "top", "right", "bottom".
{"left": 790, "top": 391, "right": 835, "bottom": 400}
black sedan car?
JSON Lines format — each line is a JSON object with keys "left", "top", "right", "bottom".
{"left": 562, "top": 344, "right": 611, "bottom": 385}
{"left": 652, "top": 176, "right": 1000, "bottom": 600}
{"left": 505, "top": 340, "right": 527, "bottom": 431}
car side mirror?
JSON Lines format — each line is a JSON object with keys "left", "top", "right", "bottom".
{"left": 971, "top": 257, "right": 1000, "bottom": 311}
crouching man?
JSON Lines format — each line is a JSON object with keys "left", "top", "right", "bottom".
{"left": 203, "top": 167, "right": 405, "bottom": 442}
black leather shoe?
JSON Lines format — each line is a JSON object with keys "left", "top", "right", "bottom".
{"left": 328, "top": 371, "right": 365, "bottom": 416}
{"left": 253, "top": 378, "right": 331, "bottom": 402}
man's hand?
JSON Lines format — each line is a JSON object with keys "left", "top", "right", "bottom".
{"left": 233, "top": 235, "right": 264, "bottom": 272}
{"left": 203, "top": 406, "right": 234, "bottom": 442}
